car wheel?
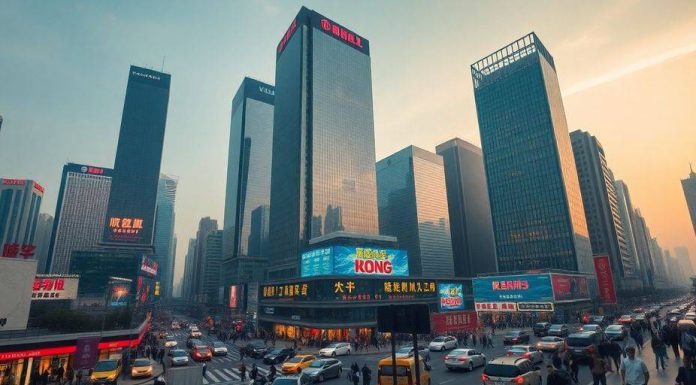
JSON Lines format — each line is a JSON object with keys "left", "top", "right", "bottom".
{"left": 446, "top": 366, "right": 452, "bottom": 371}
{"left": 319, "top": 374, "right": 324, "bottom": 382}
{"left": 332, "top": 352, "right": 336, "bottom": 357}
{"left": 441, "top": 346, "right": 445, "bottom": 352}
{"left": 468, "top": 362, "right": 474, "bottom": 372}
{"left": 347, "top": 349, "right": 351, "bottom": 355}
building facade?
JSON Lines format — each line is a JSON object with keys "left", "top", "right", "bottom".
{"left": 682, "top": 167, "right": 696, "bottom": 238}
{"left": 268, "top": 7, "right": 379, "bottom": 279}
{"left": 153, "top": 174, "right": 178, "bottom": 298}
{"left": 436, "top": 138, "right": 497, "bottom": 277}
{"left": 47, "top": 163, "right": 112, "bottom": 273}
{"left": 203, "top": 230, "right": 223, "bottom": 304}
{"left": 631, "top": 209, "right": 655, "bottom": 290}
{"left": 33, "top": 213, "right": 53, "bottom": 274}
{"left": 0, "top": 178, "right": 44, "bottom": 260}
{"left": 470, "top": 33, "right": 592, "bottom": 273}
{"left": 377, "top": 146, "right": 454, "bottom": 277}
{"left": 103, "top": 66, "right": 170, "bottom": 247}
{"left": 180, "top": 238, "right": 196, "bottom": 299}
{"left": 223, "top": 78, "right": 274, "bottom": 285}
{"left": 614, "top": 181, "right": 643, "bottom": 286}
{"left": 192, "top": 217, "right": 218, "bottom": 302}
{"left": 675, "top": 246, "right": 694, "bottom": 279}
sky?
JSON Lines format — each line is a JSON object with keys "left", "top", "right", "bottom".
{"left": 1, "top": 0, "right": 695, "bottom": 289}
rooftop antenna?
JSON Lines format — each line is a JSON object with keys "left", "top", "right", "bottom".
{"left": 161, "top": 56, "right": 165, "bottom": 72}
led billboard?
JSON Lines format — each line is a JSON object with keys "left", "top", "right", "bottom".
{"left": 301, "top": 246, "right": 409, "bottom": 277}
{"left": 473, "top": 274, "right": 554, "bottom": 303}
{"left": 438, "top": 283, "right": 465, "bottom": 312}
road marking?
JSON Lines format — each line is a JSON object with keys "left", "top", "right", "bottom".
{"left": 440, "top": 380, "right": 455, "bottom": 384}
{"left": 206, "top": 371, "right": 220, "bottom": 382}
{"left": 223, "top": 368, "right": 240, "bottom": 379}
{"left": 215, "top": 369, "right": 230, "bottom": 381}
{"left": 202, "top": 378, "right": 209, "bottom": 385}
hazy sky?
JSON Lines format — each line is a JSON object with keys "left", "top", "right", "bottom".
{"left": 1, "top": 0, "right": 695, "bottom": 287}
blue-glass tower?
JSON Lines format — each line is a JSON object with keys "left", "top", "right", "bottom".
{"left": 153, "top": 174, "right": 177, "bottom": 297}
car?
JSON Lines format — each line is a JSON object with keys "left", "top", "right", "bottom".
{"left": 377, "top": 357, "right": 430, "bottom": 385}
{"left": 90, "top": 359, "right": 122, "bottom": 385}
{"left": 187, "top": 338, "right": 202, "bottom": 349}
{"left": 264, "top": 348, "right": 296, "bottom": 364}
{"left": 428, "top": 336, "right": 458, "bottom": 351}
{"left": 604, "top": 325, "right": 626, "bottom": 341}
{"left": 270, "top": 374, "right": 314, "bottom": 385}
{"left": 482, "top": 357, "right": 541, "bottom": 385}
{"left": 303, "top": 358, "right": 343, "bottom": 382}
{"left": 158, "top": 330, "right": 168, "bottom": 339}
{"left": 506, "top": 345, "right": 543, "bottom": 364}
{"left": 210, "top": 341, "right": 228, "bottom": 356}
{"left": 633, "top": 307, "right": 644, "bottom": 314}
{"left": 180, "top": 321, "right": 189, "bottom": 329}
{"left": 536, "top": 336, "right": 565, "bottom": 352}
{"left": 169, "top": 349, "right": 189, "bottom": 366}
{"left": 444, "top": 348, "right": 486, "bottom": 371}
{"left": 565, "top": 332, "right": 603, "bottom": 360}
{"left": 281, "top": 354, "right": 316, "bottom": 374}
{"left": 548, "top": 324, "right": 569, "bottom": 337}
{"left": 590, "top": 316, "right": 607, "bottom": 326}
{"left": 618, "top": 315, "right": 634, "bottom": 325}
{"left": 319, "top": 342, "right": 351, "bottom": 357}
{"left": 189, "top": 329, "right": 202, "bottom": 338}
{"left": 190, "top": 345, "right": 212, "bottom": 361}
{"left": 581, "top": 324, "right": 603, "bottom": 333}
{"left": 395, "top": 345, "right": 430, "bottom": 361}
{"left": 164, "top": 335, "right": 178, "bottom": 348}
{"left": 533, "top": 322, "right": 551, "bottom": 337}
{"left": 129, "top": 358, "right": 153, "bottom": 379}
{"left": 503, "top": 330, "right": 530, "bottom": 345}
{"left": 635, "top": 314, "right": 646, "bottom": 323}
{"left": 170, "top": 321, "right": 180, "bottom": 330}
{"left": 243, "top": 342, "right": 270, "bottom": 359}
{"left": 685, "top": 312, "right": 696, "bottom": 321}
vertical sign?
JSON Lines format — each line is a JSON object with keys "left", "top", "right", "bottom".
{"left": 75, "top": 336, "right": 100, "bottom": 370}
{"left": 593, "top": 256, "right": 617, "bottom": 304}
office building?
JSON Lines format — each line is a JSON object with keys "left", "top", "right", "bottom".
{"left": 436, "top": 138, "right": 497, "bottom": 277}
{"left": 33, "top": 213, "right": 53, "bottom": 273}
{"left": 47, "top": 163, "right": 113, "bottom": 273}
{"left": 180, "top": 238, "right": 196, "bottom": 299}
{"left": 470, "top": 33, "right": 592, "bottom": 273}
{"left": 268, "top": 7, "right": 379, "bottom": 279}
{"left": 683, "top": 166, "right": 696, "bottom": 237}
{"left": 103, "top": 66, "right": 170, "bottom": 247}
{"left": 631, "top": 209, "right": 655, "bottom": 290}
{"left": 377, "top": 146, "right": 454, "bottom": 277}
{"left": 223, "top": 78, "right": 274, "bottom": 285}
{"left": 192, "top": 217, "right": 218, "bottom": 302}
{"left": 153, "top": 174, "right": 178, "bottom": 297}
{"left": 202, "top": 230, "right": 223, "bottom": 304}
{"left": 675, "top": 246, "right": 694, "bottom": 279}
{"left": 0, "top": 178, "right": 44, "bottom": 258}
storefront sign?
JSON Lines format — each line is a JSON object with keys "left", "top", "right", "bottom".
{"left": 2, "top": 243, "right": 36, "bottom": 258}
{"left": 75, "top": 336, "right": 100, "bottom": 369}
{"left": 551, "top": 274, "right": 590, "bottom": 301}
{"left": 109, "top": 282, "right": 131, "bottom": 307}
{"left": 517, "top": 302, "right": 554, "bottom": 312}
{"left": 438, "top": 283, "right": 465, "bottom": 311}
{"left": 32, "top": 276, "right": 79, "bottom": 300}
{"left": 474, "top": 302, "right": 518, "bottom": 312}
{"left": 301, "top": 246, "right": 408, "bottom": 277}
{"left": 593, "top": 256, "right": 617, "bottom": 304}
{"left": 431, "top": 311, "right": 478, "bottom": 332}
{"left": 0, "top": 345, "right": 76, "bottom": 361}
{"left": 473, "top": 274, "right": 553, "bottom": 303}
{"left": 140, "top": 256, "right": 158, "bottom": 277}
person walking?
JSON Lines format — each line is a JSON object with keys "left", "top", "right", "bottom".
{"left": 608, "top": 339, "right": 622, "bottom": 372}
{"left": 239, "top": 362, "right": 246, "bottom": 381}
{"left": 546, "top": 365, "right": 571, "bottom": 385}
{"left": 650, "top": 332, "right": 668, "bottom": 371}
{"left": 65, "top": 367, "right": 74, "bottom": 385}
{"left": 620, "top": 347, "right": 649, "bottom": 385}
{"left": 568, "top": 353, "right": 579, "bottom": 383}
{"left": 361, "top": 363, "right": 371, "bottom": 385}
{"left": 202, "top": 363, "right": 207, "bottom": 379}
{"left": 589, "top": 352, "right": 611, "bottom": 385}
{"left": 675, "top": 355, "right": 696, "bottom": 385}
{"left": 670, "top": 323, "right": 682, "bottom": 359}
{"left": 250, "top": 363, "right": 258, "bottom": 381}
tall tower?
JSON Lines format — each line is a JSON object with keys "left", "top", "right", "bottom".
{"left": 471, "top": 33, "right": 592, "bottom": 273}
{"left": 154, "top": 174, "right": 178, "bottom": 297}
{"left": 682, "top": 166, "right": 696, "bottom": 238}
{"left": 268, "top": 7, "right": 379, "bottom": 279}
{"left": 103, "top": 66, "right": 170, "bottom": 248}
{"left": 0, "top": 178, "right": 44, "bottom": 259}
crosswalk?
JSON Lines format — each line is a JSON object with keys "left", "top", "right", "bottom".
{"left": 202, "top": 365, "right": 273, "bottom": 384}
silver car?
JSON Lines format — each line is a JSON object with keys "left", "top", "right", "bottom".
{"left": 444, "top": 348, "right": 486, "bottom": 371}
{"left": 302, "top": 358, "right": 343, "bottom": 382}
{"left": 506, "top": 345, "right": 543, "bottom": 364}
{"left": 395, "top": 345, "right": 430, "bottom": 361}
{"left": 169, "top": 349, "right": 189, "bottom": 366}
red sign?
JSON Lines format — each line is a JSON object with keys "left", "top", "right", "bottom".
{"left": 32, "top": 182, "right": 44, "bottom": 194}
{"left": 551, "top": 274, "right": 590, "bottom": 301}
{"left": 431, "top": 311, "right": 478, "bottom": 333}
{"left": 229, "top": 285, "right": 240, "bottom": 308}
{"left": 318, "top": 18, "right": 364, "bottom": 49}
{"left": 109, "top": 217, "right": 144, "bottom": 235}
{"left": 2, "top": 179, "right": 26, "bottom": 186}
{"left": 140, "top": 256, "right": 158, "bottom": 277}
{"left": 85, "top": 166, "right": 104, "bottom": 175}
{"left": 475, "top": 302, "right": 518, "bottom": 312}
{"left": 355, "top": 258, "right": 393, "bottom": 274}
{"left": 2, "top": 243, "right": 35, "bottom": 259}
{"left": 492, "top": 280, "right": 529, "bottom": 291}
{"left": 277, "top": 18, "right": 298, "bottom": 54}
{"left": 594, "top": 256, "right": 617, "bottom": 304}
{"left": 0, "top": 345, "right": 76, "bottom": 362}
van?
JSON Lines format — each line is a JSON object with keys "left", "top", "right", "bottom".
{"left": 377, "top": 356, "right": 430, "bottom": 385}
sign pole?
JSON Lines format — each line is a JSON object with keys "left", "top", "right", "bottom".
{"left": 412, "top": 332, "right": 421, "bottom": 385}
{"left": 391, "top": 307, "right": 397, "bottom": 385}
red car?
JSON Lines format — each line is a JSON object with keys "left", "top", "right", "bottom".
{"left": 191, "top": 345, "right": 212, "bottom": 361}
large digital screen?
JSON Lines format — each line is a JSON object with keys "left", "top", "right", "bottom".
{"left": 551, "top": 274, "right": 590, "bottom": 301}
{"left": 439, "top": 283, "right": 465, "bottom": 312}
{"left": 473, "top": 274, "right": 553, "bottom": 303}
{"left": 301, "top": 246, "right": 409, "bottom": 277}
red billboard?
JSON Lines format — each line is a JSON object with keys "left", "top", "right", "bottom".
{"left": 593, "top": 256, "right": 617, "bottom": 304}
{"left": 229, "top": 285, "right": 242, "bottom": 309}
{"left": 431, "top": 311, "right": 478, "bottom": 333}
{"left": 551, "top": 274, "right": 590, "bottom": 301}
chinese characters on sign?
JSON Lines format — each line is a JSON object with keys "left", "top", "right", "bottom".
{"left": 262, "top": 283, "right": 310, "bottom": 299}
{"left": 319, "top": 18, "right": 363, "bottom": 49}
{"left": 2, "top": 243, "right": 36, "bottom": 259}
{"left": 593, "top": 256, "right": 617, "bottom": 304}
{"left": 140, "top": 256, "right": 158, "bottom": 277}
{"left": 492, "top": 280, "right": 529, "bottom": 291}
{"left": 383, "top": 280, "right": 436, "bottom": 301}
{"left": 431, "top": 311, "right": 478, "bottom": 332}
{"left": 474, "top": 302, "right": 518, "bottom": 312}
{"left": 517, "top": 302, "right": 554, "bottom": 312}
{"left": 31, "top": 277, "right": 79, "bottom": 300}
{"left": 108, "top": 217, "right": 144, "bottom": 234}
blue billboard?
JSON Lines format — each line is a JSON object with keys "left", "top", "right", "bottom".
{"left": 473, "top": 274, "right": 553, "bottom": 303}
{"left": 439, "top": 283, "right": 465, "bottom": 311}
{"left": 301, "top": 246, "right": 409, "bottom": 277}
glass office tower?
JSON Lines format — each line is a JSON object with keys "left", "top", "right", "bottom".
{"left": 268, "top": 7, "right": 379, "bottom": 278}
{"left": 471, "top": 33, "right": 592, "bottom": 273}
{"left": 103, "top": 66, "right": 170, "bottom": 247}
{"left": 153, "top": 174, "right": 178, "bottom": 297}
{"left": 682, "top": 166, "right": 696, "bottom": 238}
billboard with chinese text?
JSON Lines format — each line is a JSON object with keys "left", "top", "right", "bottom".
{"left": 473, "top": 274, "right": 553, "bottom": 303}
{"left": 431, "top": 311, "right": 478, "bottom": 332}
{"left": 551, "top": 274, "right": 590, "bottom": 301}
{"left": 438, "top": 283, "right": 465, "bottom": 312}
{"left": 593, "top": 256, "right": 617, "bottom": 304}
{"left": 300, "top": 246, "right": 408, "bottom": 278}
{"left": 32, "top": 276, "right": 79, "bottom": 301}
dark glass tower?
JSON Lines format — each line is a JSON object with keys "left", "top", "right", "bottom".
{"left": 223, "top": 78, "right": 274, "bottom": 284}
{"left": 471, "top": 33, "right": 592, "bottom": 273}
{"left": 682, "top": 166, "right": 696, "bottom": 238}
{"left": 268, "top": 7, "right": 379, "bottom": 278}
{"left": 103, "top": 66, "right": 170, "bottom": 247}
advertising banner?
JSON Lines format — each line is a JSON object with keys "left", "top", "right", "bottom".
{"left": 438, "top": 283, "right": 465, "bottom": 312}
{"left": 109, "top": 280, "right": 131, "bottom": 307}
{"left": 140, "top": 256, "right": 158, "bottom": 277}
{"left": 474, "top": 302, "right": 518, "bottom": 312}
{"left": 551, "top": 274, "right": 590, "bottom": 302}
{"left": 301, "top": 246, "right": 409, "bottom": 278}
{"left": 473, "top": 274, "right": 553, "bottom": 303}
{"left": 0, "top": 259, "right": 36, "bottom": 331}
{"left": 593, "top": 256, "right": 617, "bottom": 304}
{"left": 75, "top": 336, "right": 100, "bottom": 370}
{"left": 229, "top": 285, "right": 242, "bottom": 309}
{"left": 32, "top": 276, "right": 79, "bottom": 300}
{"left": 246, "top": 282, "right": 259, "bottom": 313}
{"left": 517, "top": 302, "right": 554, "bottom": 312}
{"left": 431, "top": 311, "right": 478, "bottom": 333}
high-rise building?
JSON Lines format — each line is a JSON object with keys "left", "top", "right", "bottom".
{"left": 649, "top": 238, "right": 668, "bottom": 285}
{"left": 103, "top": 66, "right": 170, "bottom": 248}
{"left": 377, "top": 146, "right": 454, "bottom": 277}
{"left": 203, "top": 230, "right": 223, "bottom": 304}
{"left": 632, "top": 209, "right": 655, "bottom": 290}
{"left": 435, "top": 138, "right": 496, "bottom": 277}
{"left": 0, "top": 178, "right": 44, "bottom": 259}
{"left": 47, "top": 164, "right": 112, "bottom": 273}
{"left": 153, "top": 174, "right": 178, "bottom": 298}
{"left": 470, "top": 33, "right": 592, "bottom": 273}
{"left": 614, "top": 180, "right": 645, "bottom": 287}
{"left": 268, "top": 7, "right": 379, "bottom": 279}
{"left": 570, "top": 130, "right": 633, "bottom": 285}
{"left": 181, "top": 238, "right": 196, "bottom": 299}
{"left": 682, "top": 166, "right": 696, "bottom": 237}
{"left": 675, "top": 246, "right": 694, "bottom": 279}
{"left": 192, "top": 217, "right": 218, "bottom": 302}
{"left": 33, "top": 213, "right": 53, "bottom": 273}
{"left": 223, "top": 78, "right": 274, "bottom": 285}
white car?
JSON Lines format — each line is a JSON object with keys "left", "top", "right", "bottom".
{"left": 506, "top": 345, "right": 543, "bottom": 364}
{"left": 319, "top": 342, "right": 352, "bottom": 357}
{"left": 428, "top": 336, "right": 458, "bottom": 351}
{"left": 164, "top": 336, "right": 178, "bottom": 348}
{"left": 189, "top": 327, "right": 202, "bottom": 338}
{"left": 211, "top": 342, "right": 228, "bottom": 356}
{"left": 169, "top": 349, "right": 189, "bottom": 366}
{"left": 171, "top": 322, "right": 180, "bottom": 330}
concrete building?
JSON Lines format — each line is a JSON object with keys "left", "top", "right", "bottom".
{"left": 632, "top": 210, "right": 655, "bottom": 290}
{"left": 614, "top": 181, "right": 644, "bottom": 287}
{"left": 180, "top": 238, "right": 196, "bottom": 299}
{"left": 203, "top": 230, "right": 223, "bottom": 304}
{"left": 0, "top": 178, "right": 44, "bottom": 259}
{"left": 675, "top": 246, "right": 694, "bottom": 279}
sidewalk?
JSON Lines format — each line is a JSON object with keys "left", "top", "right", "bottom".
{"left": 592, "top": 341, "right": 678, "bottom": 385}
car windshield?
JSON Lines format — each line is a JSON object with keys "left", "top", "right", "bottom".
{"left": 484, "top": 363, "right": 520, "bottom": 377}
{"left": 509, "top": 347, "right": 527, "bottom": 353}
{"left": 270, "top": 380, "right": 298, "bottom": 385}
{"left": 550, "top": 325, "right": 562, "bottom": 330}
{"left": 133, "top": 359, "right": 150, "bottom": 367}
{"left": 94, "top": 361, "right": 118, "bottom": 372}
{"left": 505, "top": 331, "right": 520, "bottom": 336}
{"left": 326, "top": 343, "right": 340, "bottom": 348}
{"left": 541, "top": 337, "right": 560, "bottom": 342}
{"left": 309, "top": 361, "right": 326, "bottom": 368}
{"left": 535, "top": 323, "right": 547, "bottom": 327}
{"left": 433, "top": 337, "right": 445, "bottom": 342}
{"left": 195, "top": 346, "right": 209, "bottom": 351}
{"left": 166, "top": 336, "right": 175, "bottom": 341}
{"left": 172, "top": 350, "right": 186, "bottom": 357}
{"left": 380, "top": 366, "right": 409, "bottom": 376}
{"left": 606, "top": 325, "right": 622, "bottom": 332}
{"left": 213, "top": 342, "right": 225, "bottom": 347}
{"left": 268, "top": 349, "right": 283, "bottom": 354}
{"left": 567, "top": 337, "right": 592, "bottom": 346}
{"left": 252, "top": 343, "right": 266, "bottom": 348}
{"left": 286, "top": 357, "right": 303, "bottom": 363}
{"left": 397, "top": 347, "right": 412, "bottom": 354}
{"left": 451, "top": 349, "right": 468, "bottom": 355}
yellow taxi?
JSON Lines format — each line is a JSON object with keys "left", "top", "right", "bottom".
{"left": 130, "top": 358, "right": 154, "bottom": 379}
{"left": 376, "top": 356, "right": 431, "bottom": 385}
{"left": 90, "top": 359, "right": 122, "bottom": 385}
{"left": 281, "top": 354, "right": 316, "bottom": 374}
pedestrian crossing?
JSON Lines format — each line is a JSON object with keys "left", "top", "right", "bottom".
{"left": 202, "top": 365, "right": 273, "bottom": 384}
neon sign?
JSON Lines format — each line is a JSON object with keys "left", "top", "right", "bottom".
{"left": 108, "top": 217, "right": 144, "bottom": 235}
{"left": 318, "top": 18, "right": 364, "bottom": 50}
{"left": 2, "top": 179, "right": 25, "bottom": 186}
{"left": 277, "top": 18, "right": 298, "bottom": 54}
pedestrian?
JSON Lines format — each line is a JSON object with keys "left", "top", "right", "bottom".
{"left": 250, "top": 363, "right": 258, "bottom": 381}
{"left": 670, "top": 323, "right": 682, "bottom": 359}
{"left": 75, "top": 369, "right": 82, "bottom": 385}
{"left": 681, "top": 327, "right": 696, "bottom": 360}
{"left": 598, "top": 340, "right": 612, "bottom": 370}
{"left": 472, "top": 333, "right": 477, "bottom": 347}
{"left": 608, "top": 339, "right": 622, "bottom": 371}
{"left": 631, "top": 328, "right": 644, "bottom": 352}
{"left": 589, "top": 352, "right": 611, "bottom": 385}
{"left": 620, "top": 347, "right": 649, "bottom": 385}
{"left": 676, "top": 355, "right": 696, "bottom": 385}
{"left": 202, "top": 363, "right": 207, "bottom": 378}
{"left": 240, "top": 362, "right": 247, "bottom": 381}
{"left": 240, "top": 349, "right": 245, "bottom": 361}
{"left": 568, "top": 353, "right": 579, "bottom": 382}
{"left": 268, "top": 365, "right": 277, "bottom": 381}
{"left": 650, "top": 332, "right": 668, "bottom": 371}
{"left": 546, "top": 365, "right": 571, "bottom": 385}
{"left": 552, "top": 350, "right": 563, "bottom": 370}
{"left": 361, "top": 363, "right": 371, "bottom": 385}
{"left": 65, "top": 367, "right": 74, "bottom": 385}
{"left": 350, "top": 370, "right": 360, "bottom": 385}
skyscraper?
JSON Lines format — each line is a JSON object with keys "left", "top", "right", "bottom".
{"left": 682, "top": 166, "right": 696, "bottom": 237}
{"left": 570, "top": 130, "right": 633, "bottom": 287}
{"left": 632, "top": 209, "right": 655, "bottom": 290}
{"left": 203, "top": 230, "right": 223, "bottom": 304}
{"left": 153, "top": 174, "right": 178, "bottom": 297}
{"left": 377, "top": 146, "right": 454, "bottom": 277}
{"left": 435, "top": 138, "right": 497, "bottom": 277}
{"left": 223, "top": 78, "right": 274, "bottom": 285}
{"left": 47, "top": 163, "right": 112, "bottom": 273}
{"left": 181, "top": 238, "right": 196, "bottom": 299}
{"left": 614, "top": 180, "right": 644, "bottom": 287}
{"left": 675, "top": 246, "right": 694, "bottom": 279}
{"left": 471, "top": 33, "right": 592, "bottom": 273}
{"left": 33, "top": 213, "right": 53, "bottom": 273}
{"left": 192, "top": 217, "right": 218, "bottom": 302}
{"left": 0, "top": 178, "right": 44, "bottom": 259}
{"left": 268, "top": 7, "right": 379, "bottom": 278}
{"left": 103, "top": 66, "right": 170, "bottom": 247}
